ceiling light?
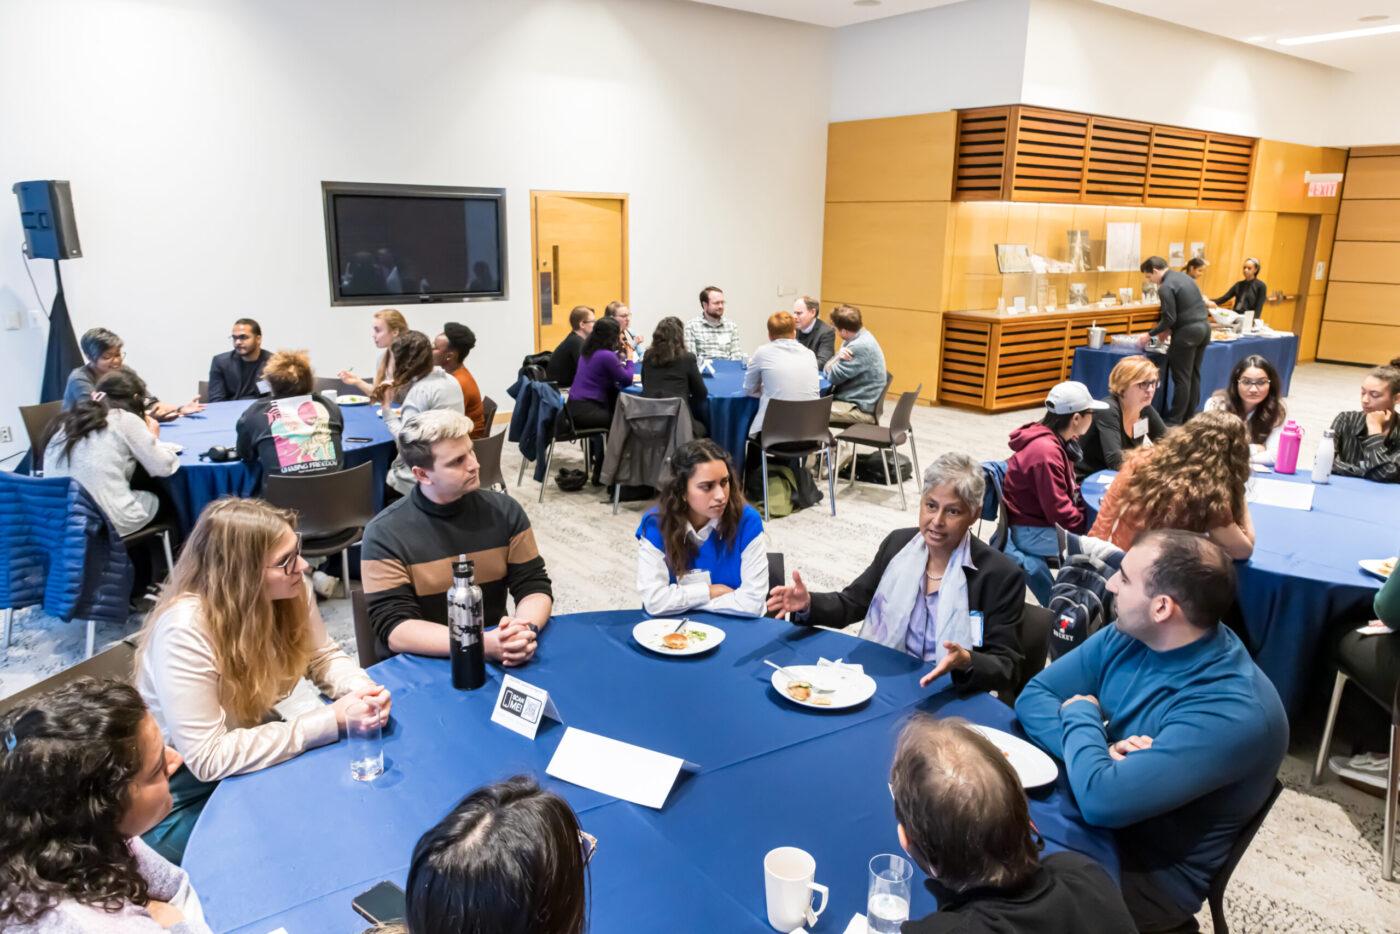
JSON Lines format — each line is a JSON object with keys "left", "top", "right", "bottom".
{"left": 853, "top": 0, "right": 882, "bottom": 6}
{"left": 1277, "top": 22, "right": 1400, "bottom": 45}
{"left": 1244, "top": 35, "right": 1267, "bottom": 42}
{"left": 1358, "top": 15, "right": 1389, "bottom": 22}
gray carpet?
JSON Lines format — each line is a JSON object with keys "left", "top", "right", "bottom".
{"left": 3, "top": 361, "right": 1396, "bottom": 931}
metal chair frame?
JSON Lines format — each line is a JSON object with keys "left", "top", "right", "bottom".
{"left": 754, "top": 397, "right": 836, "bottom": 522}
{"left": 834, "top": 382, "right": 923, "bottom": 511}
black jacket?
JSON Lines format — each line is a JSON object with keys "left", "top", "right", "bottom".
{"left": 796, "top": 530, "right": 1026, "bottom": 696}
{"left": 796, "top": 319, "right": 836, "bottom": 370}
{"left": 208, "top": 349, "right": 271, "bottom": 402}
{"left": 1075, "top": 396, "right": 1167, "bottom": 481}
{"left": 546, "top": 332, "right": 585, "bottom": 387}
{"left": 1149, "top": 270, "right": 1209, "bottom": 336}
{"left": 1213, "top": 278, "right": 1267, "bottom": 314}
{"left": 640, "top": 352, "right": 708, "bottom": 415}
{"left": 903, "top": 852, "right": 1135, "bottom": 934}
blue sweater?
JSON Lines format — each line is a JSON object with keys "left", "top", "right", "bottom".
{"left": 1014, "top": 624, "right": 1287, "bottom": 915}
{"left": 636, "top": 505, "right": 764, "bottom": 589}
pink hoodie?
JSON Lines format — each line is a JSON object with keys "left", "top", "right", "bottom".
{"left": 1002, "top": 422, "right": 1089, "bottom": 532}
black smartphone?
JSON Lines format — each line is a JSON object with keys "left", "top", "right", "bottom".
{"left": 351, "top": 880, "right": 406, "bottom": 925}
{"left": 345, "top": 436, "right": 373, "bottom": 444}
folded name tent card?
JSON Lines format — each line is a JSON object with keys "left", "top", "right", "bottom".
{"left": 1245, "top": 476, "right": 1315, "bottom": 511}
{"left": 491, "top": 674, "right": 562, "bottom": 740}
{"left": 546, "top": 727, "right": 697, "bottom": 808}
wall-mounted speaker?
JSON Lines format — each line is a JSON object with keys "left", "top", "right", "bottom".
{"left": 13, "top": 180, "right": 82, "bottom": 260}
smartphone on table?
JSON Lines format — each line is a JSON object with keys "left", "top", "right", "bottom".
{"left": 352, "top": 880, "right": 406, "bottom": 926}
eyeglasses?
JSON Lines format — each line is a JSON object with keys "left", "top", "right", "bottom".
{"left": 1238, "top": 378, "right": 1270, "bottom": 389}
{"left": 266, "top": 534, "right": 303, "bottom": 576}
{"left": 578, "top": 830, "right": 597, "bottom": 864}
{"left": 1135, "top": 379, "right": 1159, "bottom": 392}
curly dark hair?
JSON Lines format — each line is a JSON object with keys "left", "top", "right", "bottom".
{"left": 373, "top": 330, "right": 434, "bottom": 404}
{"left": 0, "top": 679, "right": 150, "bottom": 926}
{"left": 655, "top": 439, "right": 746, "bottom": 576}
{"left": 1219, "top": 354, "right": 1285, "bottom": 446}
{"left": 1116, "top": 409, "right": 1251, "bottom": 534}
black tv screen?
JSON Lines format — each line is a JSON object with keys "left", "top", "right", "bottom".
{"left": 322, "top": 181, "right": 507, "bottom": 305}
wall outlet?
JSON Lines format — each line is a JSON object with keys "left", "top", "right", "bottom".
{"left": 0, "top": 426, "right": 12, "bottom": 444}
{"left": 3, "top": 310, "right": 19, "bottom": 330}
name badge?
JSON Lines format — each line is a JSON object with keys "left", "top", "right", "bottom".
{"left": 256, "top": 379, "right": 271, "bottom": 396}
{"left": 970, "top": 611, "right": 984, "bottom": 648}
{"left": 490, "top": 674, "right": 562, "bottom": 740}
{"left": 1132, "top": 417, "right": 1149, "bottom": 439}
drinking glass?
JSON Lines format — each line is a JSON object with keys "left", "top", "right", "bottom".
{"left": 348, "top": 698, "right": 383, "bottom": 782}
{"left": 866, "top": 853, "right": 912, "bottom": 933}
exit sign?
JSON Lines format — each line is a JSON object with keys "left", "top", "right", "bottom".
{"left": 1305, "top": 172, "right": 1343, "bottom": 198}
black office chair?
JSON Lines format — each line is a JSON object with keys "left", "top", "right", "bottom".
{"left": 754, "top": 396, "right": 836, "bottom": 521}
{"left": 1206, "top": 779, "right": 1284, "bottom": 934}
{"left": 474, "top": 430, "right": 508, "bottom": 494}
{"left": 0, "top": 640, "right": 137, "bottom": 716}
{"left": 539, "top": 404, "right": 609, "bottom": 503}
{"left": 18, "top": 401, "right": 62, "bottom": 475}
{"left": 479, "top": 395, "right": 499, "bottom": 435}
{"left": 835, "top": 382, "right": 923, "bottom": 510}
{"left": 351, "top": 586, "right": 390, "bottom": 669}
{"left": 764, "top": 553, "right": 785, "bottom": 618}
{"left": 1013, "top": 603, "right": 1053, "bottom": 700}
{"left": 197, "top": 380, "right": 210, "bottom": 403}
{"left": 264, "top": 463, "right": 375, "bottom": 600}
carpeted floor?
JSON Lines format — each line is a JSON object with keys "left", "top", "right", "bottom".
{"left": 2, "top": 360, "right": 1397, "bottom": 931}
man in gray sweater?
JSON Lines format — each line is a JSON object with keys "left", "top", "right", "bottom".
{"left": 824, "top": 304, "right": 887, "bottom": 426}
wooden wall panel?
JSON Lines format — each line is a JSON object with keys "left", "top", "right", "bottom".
{"left": 1330, "top": 241, "right": 1400, "bottom": 284}
{"left": 1335, "top": 199, "right": 1400, "bottom": 241}
{"left": 1247, "top": 140, "right": 1347, "bottom": 215}
{"left": 826, "top": 112, "right": 957, "bottom": 203}
{"left": 821, "top": 201, "right": 950, "bottom": 312}
{"left": 1318, "top": 321, "right": 1400, "bottom": 364}
{"left": 1321, "top": 282, "right": 1400, "bottom": 327}
{"left": 1341, "top": 156, "right": 1400, "bottom": 200}
{"left": 953, "top": 107, "right": 1012, "bottom": 201}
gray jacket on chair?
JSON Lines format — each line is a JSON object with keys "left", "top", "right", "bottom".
{"left": 600, "top": 394, "right": 694, "bottom": 488}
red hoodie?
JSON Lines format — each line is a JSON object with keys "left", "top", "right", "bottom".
{"left": 1002, "top": 422, "right": 1089, "bottom": 532}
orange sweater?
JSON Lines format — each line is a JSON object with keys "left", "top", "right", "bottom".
{"left": 452, "top": 366, "right": 486, "bottom": 439}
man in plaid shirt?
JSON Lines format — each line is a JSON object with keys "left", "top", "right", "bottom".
{"left": 684, "top": 285, "right": 743, "bottom": 360}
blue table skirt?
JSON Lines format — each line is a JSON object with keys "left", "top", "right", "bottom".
{"left": 153, "top": 399, "right": 396, "bottom": 532}
{"left": 182, "top": 611, "right": 1117, "bottom": 934}
{"left": 625, "top": 359, "right": 830, "bottom": 468}
{"left": 1084, "top": 470, "right": 1392, "bottom": 716}
{"left": 1070, "top": 333, "right": 1298, "bottom": 414}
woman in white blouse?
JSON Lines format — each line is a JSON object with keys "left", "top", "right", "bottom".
{"left": 374, "top": 329, "right": 465, "bottom": 496}
{"left": 135, "top": 498, "right": 390, "bottom": 863}
{"left": 1203, "top": 355, "right": 1286, "bottom": 466}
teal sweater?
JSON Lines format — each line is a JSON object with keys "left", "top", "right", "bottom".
{"left": 826, "top": 329, "right": 887, "bottom": 413}
{"left": 1015, "top": 624, "right": 1287, "bottom": 915}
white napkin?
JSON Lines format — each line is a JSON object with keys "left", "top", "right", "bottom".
{"left": 841, "top": 914, "right": 869, "bottom": 934}
{"left": 819, "top": 657, "right": 863, "bottom": 675}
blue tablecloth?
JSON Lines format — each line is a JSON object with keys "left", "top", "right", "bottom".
{"left": 153, "top": 400, "right": 396, "bottom": 531}
{"left": 1070, "top": 333, "right": 1298, "bottom": 414}
{"left": 624, "top": 359, "right": 830, "bottom": 468}
{"left": 182, "top": 611, "right": 1118, "bottom": 934}
{"left": 1084, "top": 470, "right": 1392, "bottom": 716}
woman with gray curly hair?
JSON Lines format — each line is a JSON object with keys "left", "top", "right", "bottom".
{"left": 767, "top": 452, "right": 1028, "bottom": 697}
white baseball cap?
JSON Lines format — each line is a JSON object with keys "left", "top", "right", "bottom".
{"left": 1045, "top": 381, "right": 1110, "bottom": 415}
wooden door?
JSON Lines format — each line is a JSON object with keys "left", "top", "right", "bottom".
{"left": 1262, "top": 213, "right": 1310, "bottom": 331}
{"left": 531, "top": 192, "right": 628, "bottom": 352}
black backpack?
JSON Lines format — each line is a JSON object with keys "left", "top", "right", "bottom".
{"left": 1046, "top": 554, "right": 1117, "bottom": 661}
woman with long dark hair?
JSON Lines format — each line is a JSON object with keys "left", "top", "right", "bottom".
{"left": 1330, "top": 359, "right": 1400, "bottom": 483}
{"left": 43, "top": 369, "right": 180, "bottom": 537}
{"left": 639, "top": 315, "right": 707, "bottom": 437}
{"left": 564, "top": 316, "right": 636, "bottom": 484}
{"left": 1204, "top": 354, "right": 1286, "bottom": 465}
{"left": 636, "top": 438, "right": 766, "bottom": 617}
{"left": 375, "top": 330, "right": 464, "bottom": 496}
{"left": 0, "top": 678, "right": 210, "bottom": 933}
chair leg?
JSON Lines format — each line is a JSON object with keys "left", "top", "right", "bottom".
{"left": 761, "top": 451, "right": 770, "bottom": 522}
{"left": 538, "top": 440, "right": 556, "bottom": 504}
{"left": 1312, "top": 672, "right": 1348, "bottom": 784}
{"left": 2, "top": 606, "right": 13, "bottom": 648}
{"left": 894, "top": 448, "right": 907, "bottom": 511}
{"left": 848, "top": 444, "right": 859, "bottom": 487}
{"left": 85, "top": 620, "right": 95, "bottom": 660}
{"left": 517, "top": 455, "right": 529, "bottom": 487}
{"left": 826, "top": 445, "right": 836, "bottom": 516}
{"left": 341, "top": 547, "right": 352, "bottom": 601}
{"left": 880, "top": 448, "right": 892, "bottom": 485}
{"left": 1384, "top": 719, "right": 1398, "bottom": 882}
{"left": 908, "top": 430, "right": 921, "bottom": 490}
{"left": 160, "top": 530, "right": 175, "bottom": 577}
{"left": 613, "top": 481, "right": 621, "bottom": 516}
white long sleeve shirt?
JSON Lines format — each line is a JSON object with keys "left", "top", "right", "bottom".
{"left": 636, "top": 518, "right": 768, "bottom": 617}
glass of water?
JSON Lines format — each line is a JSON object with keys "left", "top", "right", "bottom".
{"left": 348, "top": 698, "right": 383, "bottom": 782}
{"left": 867, "top": 853, "right": 912, "bottom": 933}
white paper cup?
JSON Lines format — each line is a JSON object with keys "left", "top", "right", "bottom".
{"left": 763, "top": 846, "right": 828, "bottom": 932}
{"left": 322, "top": 389, "right": 338, "bottom": 403}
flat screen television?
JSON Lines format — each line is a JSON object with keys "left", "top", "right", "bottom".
{"left": 322, "top": 181, "right": 507, "bottom": 305}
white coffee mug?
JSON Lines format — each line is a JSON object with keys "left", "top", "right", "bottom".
{"left": 322, "top": 389, "right": 338, "bottom": 403}
{"left": 763, "top": 846, "right": 828, "bottom": 932}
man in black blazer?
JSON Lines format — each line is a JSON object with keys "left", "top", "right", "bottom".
{"left": 208, "top": 317, "right": 271, "bottom": 402}
{"left": 793, "top": 295, "right": 835, "bottom": 370}
{"left": 768, "top": 453, "right": 1028, "bottom": 698}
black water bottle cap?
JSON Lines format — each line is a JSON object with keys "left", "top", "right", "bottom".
{"left": 453, "top": 554, "right": 473, "bottom": 577}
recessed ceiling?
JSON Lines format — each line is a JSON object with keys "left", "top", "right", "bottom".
{"left": 685, "top": 0, "right": 962, "bottom": 29}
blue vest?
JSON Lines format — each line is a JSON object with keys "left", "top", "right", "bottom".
{"left": 636, "top": 505, "right": 764, "bottom": 589}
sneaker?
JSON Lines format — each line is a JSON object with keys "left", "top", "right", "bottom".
{"left": 1328, "top": 754, "right": 1388, "bottom": 791}
{"left": 311, "top": 570, "right": 338, "bottom": 600}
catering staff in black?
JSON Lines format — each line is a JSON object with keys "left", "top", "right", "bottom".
{"left": 1208, "top": 257, "right": 1267, "bottom": 317}
{"left": 1138, "top": 256, "right": 1210, "bottom": 426}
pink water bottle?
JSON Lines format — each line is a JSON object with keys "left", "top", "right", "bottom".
{"left": 1275, "top": 421, "right": 1303, "bottom": 474}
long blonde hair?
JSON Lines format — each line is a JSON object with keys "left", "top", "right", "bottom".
{"left": 137, "top": 498, "right": 314, "bottom": 724}
{"left": 373, "top": 309, "right": 409, "bottom": 386}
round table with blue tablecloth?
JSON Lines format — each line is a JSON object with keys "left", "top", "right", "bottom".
{"left": 1083, "top": 469, "right": 1393, "bottom": 717}
{"left": 1070, "top": 333, "right": 1297, "bottom": 416}
{"left": 624, "top": 359, "right": 830, "bottom": 469}
{"left": 153, "top": 399, "right": 397, "bottom": 532}
{"left": 182, "top": 611, "right": 1118, "bottom": 934}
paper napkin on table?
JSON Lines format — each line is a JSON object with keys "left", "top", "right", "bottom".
{"left": 819, "top": 657, "right": 863, "bottom": 675}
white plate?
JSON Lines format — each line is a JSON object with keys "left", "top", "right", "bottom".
{"left": 1359, "top": 558, "right": 1395, "bottom": 581}
{"left": 337, "top": 395, "right": 371, "bottom": 406}
{"left": 967, "top": 725, "right": 1059, "bottom": 788}
{"left": 632, "top": 619, "right": 726, "bottom": 656}
{"left": 770, "top": 664, "right": 877, "bottom": 710}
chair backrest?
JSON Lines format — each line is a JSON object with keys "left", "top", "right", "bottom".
{"left": 0, "top": 641, "right": 136, "bottom": 716}
{"left": 1015, "top": 603, "right": 1053, "bottom": 698}
{"left": 351, "top": 587, "right": 389, "bottom": 669}
{"left": 198, "top": 380, "right": 210, "bottom": 403}
{"left": 19, "top": 401, "right": 62, "bottom": 473}
{"left": 1207, "top": 778, "right": 1283, "bottom": 934}
{"left": 480, "top": 395, "right": 499, "bottom": 433}
{"left": 887, "top": 384, "right": 923, "bottom": 439}
{"left": 872, "top": 371, "right": 895, "bottom": 423}
{"left": 263, "top": 462, "right": 376, "bottom": 538}
{"left": 759, "top": 396, "right": 834, "bottom": 450}
{"left": 314, "top": 376, "right": 357, "bottom": 396}
{"left": 763, "top": 553, "right": 785, "bottom": 618}
{"left": 980, "top": 462, "right": 1010, "bottom": 551}
{"left": 474, "top": 429, "right": 508, "bottom": 492}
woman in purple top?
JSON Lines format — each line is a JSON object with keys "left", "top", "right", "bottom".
{"left": 562, "top": 316, "right": 636, "bottom": 484}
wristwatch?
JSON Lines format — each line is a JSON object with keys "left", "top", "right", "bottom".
{"left": 526, "top": 623, "right": 540, "bottom": 635}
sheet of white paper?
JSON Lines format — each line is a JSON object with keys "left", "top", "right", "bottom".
{"left": 1095, "top": 471, "right": 1118, "bottom": 484}
{"left": 1105, "top": 222, "right": 1142, "bottom": 271}
{"left": 1245, "top": 477, "right": 1315, "bottom": 511}
{"left": 841, "top": 913, "right": 868, "bottom": 934}
{"left": 546, "top": 727, "right": 688, "bottom": 809}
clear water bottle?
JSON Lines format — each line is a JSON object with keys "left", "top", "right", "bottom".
{"left": 448, "top": 555, "right": 486, "bottom": 690}
{"left": 1312, "top": 428, "right": 1335, "bottom": 484}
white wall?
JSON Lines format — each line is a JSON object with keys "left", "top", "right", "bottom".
{"left": 1021, "top": 0, "right": 1340, "bottom": 146}
{"left": 829, "top": 0, "right": 1030, "bottom": 122}
{"left": 0, "top": 0, "right": 832, "bottom": 463}
{"left": 1328, "top": 63, "right": 1400, "bottom": 147}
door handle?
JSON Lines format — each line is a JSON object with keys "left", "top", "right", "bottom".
{"left": 552, "top": 245, "right": 560, "bottom": 306}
